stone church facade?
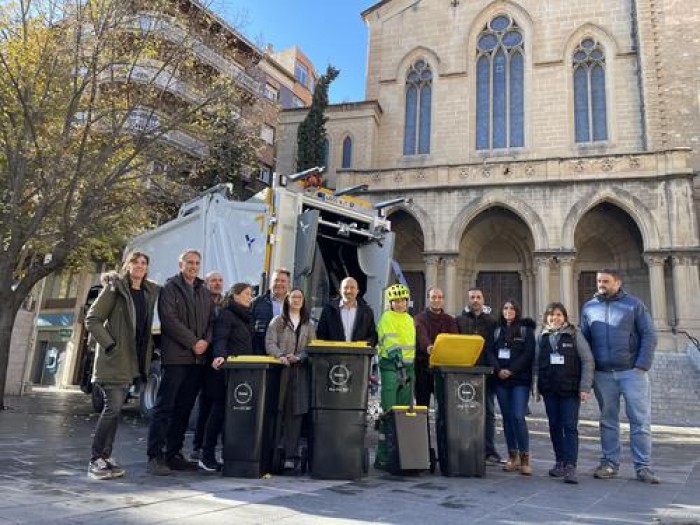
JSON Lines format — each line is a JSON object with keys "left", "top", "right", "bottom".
{"left": 276, "top": 0, "right": 700, "bottom": 402}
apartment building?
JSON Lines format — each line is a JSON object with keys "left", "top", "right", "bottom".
{"left": 6, "top": 0, "right": 318, "bottom": 396}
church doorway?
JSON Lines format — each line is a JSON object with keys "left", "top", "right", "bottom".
{"left": 459, "top": 206, "right": 535, "bottom": 316}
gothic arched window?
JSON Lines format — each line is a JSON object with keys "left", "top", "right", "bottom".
{"left": 573, "top": 38, "right": 607, "bottom": 143}
{"left": 476, "top": 15, "right": 524, "bottom": 150}
{"left": 341, "top": 136, "right": 353, "bottom": 168}
{"left": 403, "top": 60, "right": 432, "bottom": 155}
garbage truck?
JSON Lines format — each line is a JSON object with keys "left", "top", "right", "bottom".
{"left": 124, "top": 169, "right": 396, "bottom": 415}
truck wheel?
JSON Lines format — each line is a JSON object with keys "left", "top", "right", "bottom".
{"left": 139, "top": 361, "right": 162, "bottom": 418}
{"left": 91, "top": 384, "right": 104, "bottom": 413}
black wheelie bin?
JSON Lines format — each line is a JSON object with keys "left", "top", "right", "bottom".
{"left": 221, "top": 356, "right": 281, "bottom": 478}
{"left": 306, "top": 341, "right": 376, "bottom": 480}
{"left": 430, "top": 334, "right": 492, "bottom": 477}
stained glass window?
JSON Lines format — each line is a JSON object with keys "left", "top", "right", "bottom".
{"left": 403, "top": 61, "right": 433, "bottom": 155}
{"left": 476, "top": 15, "right": 524, "bottom": 150}
{"left": 573, "top": 39, "right": 607, "bottom": 143}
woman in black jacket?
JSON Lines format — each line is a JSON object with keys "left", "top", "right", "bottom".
{"left": 488, "top": 299, "right": 536, "bottom": 475}
{"left": 198, "top": 282, "right": 254, "bottom": 472}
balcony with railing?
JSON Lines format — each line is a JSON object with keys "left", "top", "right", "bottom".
{"left": 123, "top": 14, "right": 264, "bottom": 97}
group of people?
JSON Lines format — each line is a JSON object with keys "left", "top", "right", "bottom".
{"left": 371, "top": 271, "right": 659, "bottom": 485}
{"left": 84, "top": 251, "right": 376, "bottom": 479}
{"left": 85, "top": 250, "right": 660, "bottom": 486}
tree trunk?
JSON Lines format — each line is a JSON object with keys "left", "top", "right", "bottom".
{"left": 0, "top": 301, "right": 22, "bottom": 409}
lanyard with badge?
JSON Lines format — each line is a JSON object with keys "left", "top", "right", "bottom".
{"left": 550, "top": 352, "right": 565, "bottom": 365}
{"left": 498, "top": 343, "right": 511, "bottom": 360}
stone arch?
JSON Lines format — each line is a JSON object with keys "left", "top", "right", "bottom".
{"left": 562, "top": 23, "right": 620, "bottom": 61}
{"left": 447, "top": 192, "right": 548, "bottom": 252}
{"left": 467, "top": 0, "right": 535, "bottom": 58}
{"left": 395, "top": 46, "right": 443, "bottom": 80}
{"left": 384, "top": 202, "right": 435, "bottom": 251}
{"left": 562, "top": 187, "right": 662, "bottom": 250}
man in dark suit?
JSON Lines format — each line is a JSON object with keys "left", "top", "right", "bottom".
{"left": 317, "top": 277, "right": 377, "bottom": 346}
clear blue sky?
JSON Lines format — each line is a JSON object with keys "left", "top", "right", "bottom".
{"left": 213, "top": 0, "right": 375, "bottom": 103}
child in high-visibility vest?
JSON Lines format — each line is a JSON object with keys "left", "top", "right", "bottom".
{"left": 374, "top": 283, "right": 416, "bottom": 470}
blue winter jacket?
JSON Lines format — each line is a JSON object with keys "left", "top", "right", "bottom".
{"left": 580, "top": 290, "right": 657, "bottom": 372}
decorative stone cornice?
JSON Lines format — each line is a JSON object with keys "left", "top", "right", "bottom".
{"left": 337, "top": 149, "right": 693, "bottom": 193}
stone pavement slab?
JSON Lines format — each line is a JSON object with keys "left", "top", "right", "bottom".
{"left": 0, "top": 392, "right": 699, "bottom": 525}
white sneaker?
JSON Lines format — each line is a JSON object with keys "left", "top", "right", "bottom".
{"left": 88, "top": 458, "right": 113, "bottom": 480}
{"left": 104, "top": 457, "right": 125, "bottom": 478}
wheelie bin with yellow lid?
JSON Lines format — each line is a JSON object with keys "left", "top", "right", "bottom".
{"left": 221, "top": 355, "right": 282, "bottom": 478}
{"left": 430, "top": 334, "right": 492, "bottom": 477}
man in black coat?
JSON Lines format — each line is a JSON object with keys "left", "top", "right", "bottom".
{"left": 146, "top": 250, "right": 212, "bottom": 475}
{"left": 317, "top": 277, "right": 378, "bottom": 345}
{"left": 456, "top": 287, "right": 501, "bottom": 464}
{"left": 251, "top": 268, "right": 290, "bottom": 354}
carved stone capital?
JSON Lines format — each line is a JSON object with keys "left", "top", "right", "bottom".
{"left": 643, "top": 254, "right": 667, "bottom": 267}
{"left": 442, "top": 255, "right": 458, "bottom": 267}
{"left": 423, "top": 254, "right": 440, "bottom": 267}
{"left": 535, "top": 256, "right": 553, "bottom": 267}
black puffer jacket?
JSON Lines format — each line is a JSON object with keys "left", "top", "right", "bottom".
{"left": 213, "top": 301, "right": 255, "bottom": 358}
{"left": 487, "top": 318, "right": 536, "bottom": 387}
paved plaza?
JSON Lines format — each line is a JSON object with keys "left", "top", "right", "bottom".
{"left": 0, "top": 391, "right": 699, "bottom": 525}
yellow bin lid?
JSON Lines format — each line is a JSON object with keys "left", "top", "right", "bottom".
{"left": 225, "top": 355, "right": 281, "bottom": 364}
{"left": 307, "top": 340, "right": 371, "bottom": 348}
{"left": 429, "top": 334, "right": 484, "bottom": 367}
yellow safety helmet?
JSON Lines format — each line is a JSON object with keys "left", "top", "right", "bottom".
{"left": 385, "top": 283, "right": 410, "bottom": 302}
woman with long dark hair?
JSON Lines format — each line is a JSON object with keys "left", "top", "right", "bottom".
{"left": 199, "top": 282, "right": 255, "bottom": 472}
{"left": 488, "top": 299, "right": 536, "bottom": 475}
{"left": 85, "top": 251, "right": 159, "bottom": 480}
{"left": 266, "top": 288, "right": 316, "bottom": 469}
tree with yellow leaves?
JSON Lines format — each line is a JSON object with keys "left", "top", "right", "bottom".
{"left": 0, "top": 0, "right": 263, "bottom": 406}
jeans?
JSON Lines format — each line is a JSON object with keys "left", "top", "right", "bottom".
{"left": 147, "top": 365, "right": 205, "bottom": 459}
{"left": 593, "top": 368, "right": 652, "bottom": 470}
{"left": 543, "top": 394, "right": 581, "bottom": 466}
{"left": 91, "top": 384, "right": 129, "bottom": 460}
{"left": 484, "top": 377, "right": 499, "bottom": 457}
{"left": 495, "top": 383, "right": 530, "bottom": 453}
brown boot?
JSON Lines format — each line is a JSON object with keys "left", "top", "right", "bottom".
{"left": 520, "top": 452, "right": 532, "bottom": 475}
{"left": 503, "top": 450, "right": 520, "bottom": 472}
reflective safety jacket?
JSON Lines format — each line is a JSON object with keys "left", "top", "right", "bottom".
{"left": 377, "top": 310, "right": 416, "bottom": 363}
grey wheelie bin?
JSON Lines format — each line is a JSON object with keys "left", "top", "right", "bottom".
{"left": 306, "top": 341, "right": 376, "bottom": 480}
{"left": 221, "top": 356, "right": 281, "bottom": 478}
{"left": 430, "top": 334, "right": 491, "bottom": 477}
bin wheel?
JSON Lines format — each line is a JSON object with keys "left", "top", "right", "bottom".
{"left": 429, "top": 447, "right": 437, "bottom": 474}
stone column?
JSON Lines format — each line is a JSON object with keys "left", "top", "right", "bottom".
{"left": 519, "top": 270, "right": 530, "bottom": 318}
{"left": 423, "top": 254, "right": 440, "bottom": 294}
{"left": 644, "top": 254, "right": 669, "bottom": 329}
{"left": 671, "top": 255, "right": 700, "bottom": 330}
{"left": 559, "top": 256, "right": 576, "bottom": 320}
{"left": 443, "top": 254, "right": 458, "bottom": 315}
{"left": 535, "top": 256, "right": 552, "bottom": 320}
